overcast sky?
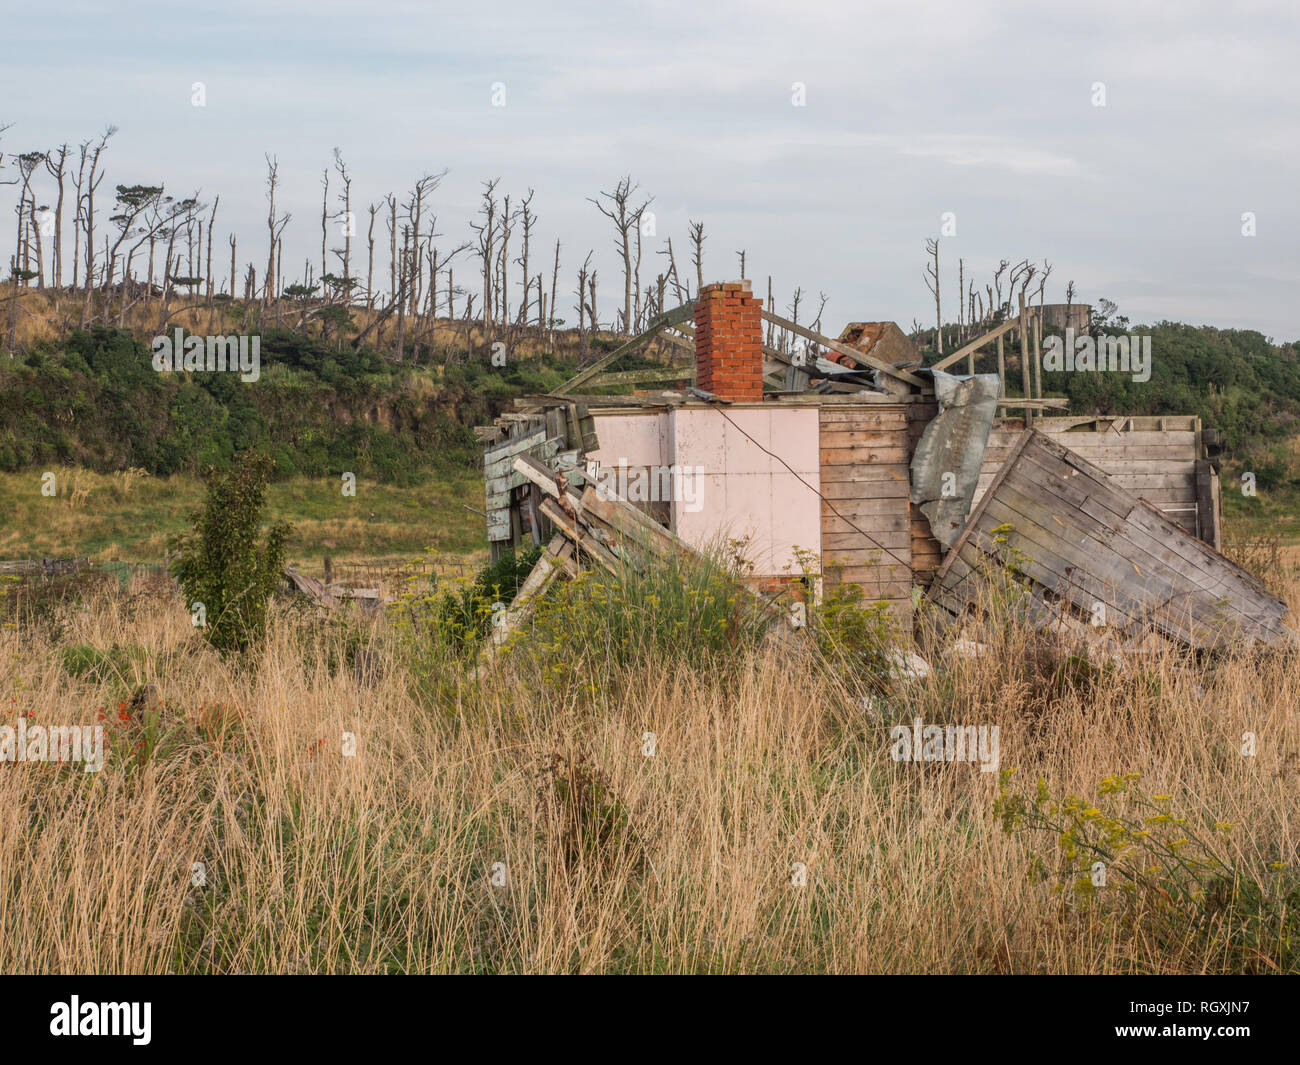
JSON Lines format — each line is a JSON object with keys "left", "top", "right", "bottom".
{"left": 6, "top": 0, "right": 1299, "bottom": 340}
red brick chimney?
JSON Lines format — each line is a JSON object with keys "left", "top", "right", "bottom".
{"left": 694, "top": 281, "right": 764, "bottom": 402}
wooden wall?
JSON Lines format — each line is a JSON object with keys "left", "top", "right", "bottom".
{"left": 818, "top": 405, "right": 914, "bottom": 618}
{"left": 974, "top": 416, "right": 1205, "bottom": 538}
{"left": 819, "top": 408, "right": 1214, "bottom": 620}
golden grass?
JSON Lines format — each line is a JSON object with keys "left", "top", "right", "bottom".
{"left": 3, "top": 287, "right": 615, "bottom": 361}
{"left": 1, "top": 571, "right": 1297, "bottom": 974}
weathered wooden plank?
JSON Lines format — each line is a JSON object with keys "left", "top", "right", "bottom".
{"left": 556, "top": 304, "right": 694, "bottom": 393}
{"left": 484, "top": 437, "right": 560, "bottom": 481}
{"left": 819, "top": 480, "right": 911, "bottom": 503}
{"left": 820, "top": 447, "right": 910, "bottom": 466}
{"left": 482, "top": 535, "right": 570, "bottom": 655}
{"left": 538, "top": 499, "right": 623, "bottom": 574}
{"left": 1042, "top": 429, "right": 1197, "bottom": 447}
{"left": 929, "top": 316, "right": 1023, "bottom": 372}
{"left": 821, "top": 575, "right": 912, "bottom": 600}
{"left": 483, "top": 423, "right": 546, "bottom": 458}
{"left": 818, "top": 428, "right": 908, "bottom": 449}
{"left": 818, "top": 408, "right": 909, "bottom": 428}
{"left": 819, "top": 509, "right": 910, "bottom": 533}
{"left": 821, "top": 531, "right": 912, "bottom": 552}
{"left": 586, "top": 365, "right": 694, "bottom": 387}
{"left": 818, "top": 464, "right": 911, "bottom": 486}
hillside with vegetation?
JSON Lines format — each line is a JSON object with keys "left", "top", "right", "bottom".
{"left": 5, "top": 291, "right": 1300, "bottom": 560}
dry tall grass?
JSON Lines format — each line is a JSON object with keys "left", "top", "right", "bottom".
{"left": 1, "top": 569, "right": 1297, "bottom": 974}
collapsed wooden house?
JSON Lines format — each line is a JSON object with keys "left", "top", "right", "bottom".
{"left": 477, "top": 280, "right": 1292, "bottom": 651}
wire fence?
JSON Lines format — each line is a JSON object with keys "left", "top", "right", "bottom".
{"left": 0, "top": 556, "right": 481, "bottom": 592}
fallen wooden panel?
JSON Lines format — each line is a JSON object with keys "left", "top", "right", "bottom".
{"left": 929, "top": 430, "right": 1296, "bottom": 650}
{"left": 284, "top": 567, "right": 340, "bottom": 608}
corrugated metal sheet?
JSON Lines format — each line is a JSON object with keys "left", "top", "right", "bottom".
{"left": 909, "top": 370, "right": 1001, "bottom": 548}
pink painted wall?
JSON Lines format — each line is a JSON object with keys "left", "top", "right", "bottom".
{"left": 588, "top": 413, "right": 669, "bottom": 467}
{"left": 668, "top": 407, "right": 822, "bottom": 575}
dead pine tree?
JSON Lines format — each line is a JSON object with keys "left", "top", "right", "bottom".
{"left": 406, "top": 172, "right": 446, "bottom": 322}
{"left": 688, "top": 219, "right": 706, "bottom": 295}
{"left": 575, "top": 252, "right": 592, "bottom": 363}
{"left": 333, "top": 148, "right": 353, "bottom": 299}
{"left": 365, "top": 202, "right": 379, "bottom": 315}
{"left": 956, "top": 258, "right": 964, "bottom": 343}
{"left": 496, "top": 193, "right": 511, "bottom": 329}
{"left": 470, "top": 178, "right": 500, "bottom": 344}
{"left": 786, "top": 287, "right": 803, "bottom": 355}
{"left": 923, "top": 237, "right": 942, "bottom": 356}
{"left": 264, "top": 155, "right": 291, "bottom": 319}
{"left": 549, "top": 238, "right": 561, "bottom": 351}
{"left": 43, "top": 145, "right": 69, "bottom": 290}
{"left": 204, "top": 196, "right": 218, "bottom": 331}
{"left": 588, "top": 175, "right": 651, "bottom": 336}
{"left": 660, "top": 237, "right": 685, "bottom": 304}
{"left": 319, "top": 166, "right": 330, "bottom": 287}
{"left": 77, "top": 126, "right": 116, "bottom": 328}
{"left": 811, "top": 291, "right": 828, "bottom": 334}
{"left": 992, "top": 259, "right": 1009, "bottom": 320}
{"left": 514, "top": 189, "right": 536, "bottom": 334}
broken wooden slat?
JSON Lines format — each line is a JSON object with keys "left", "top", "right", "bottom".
{"left": 586, "top": 365, "right": 694, "bottom": 387}
{"left": 556, "top": 303, "right": 696, "bottom": 394}
{"left": 538, "top": 498, "right": 623, "bottom": 575}
{"left": 483, "top": 534, "right": 571, "bottom": 654}
{"left": 284, "top": 567, "right": 340, "bottom": 608}
{"left": 930, "top": 316, "right": 1023, "bottom": 372}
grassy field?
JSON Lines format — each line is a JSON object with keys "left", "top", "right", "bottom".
{"left": 0, "top": 467, "right": 485, "bottom": 567}
{"left": 1222, "top": 480, "right": 1300, "bottom": 542}
{"left": 1, "top": 544, "right": 1297, "bottom": 974}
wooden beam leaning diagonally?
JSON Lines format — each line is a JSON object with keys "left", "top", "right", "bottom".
{"left": 538, "top": 498, "right": 623, "bottom": 575}
{"left": 930, "top": 316, "right": 1022, "bottom": 372}
{"left": 578, "top": 486, "right": 698, "bottom": 564}
{"left": 556, "top": 302, "right": 696, "bottom": 394}
{"left": 760, "top": 310, "right": 926, "bottom": 389}
{"left": 483, "top": 534, "right": 571, "bottom": 654}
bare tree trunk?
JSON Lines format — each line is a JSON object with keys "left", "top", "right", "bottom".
{"left": 924, "top": 238, "right": 942, "bottom": 355}
{"left": 366, "top": 203, "right": 377, "bottom": 315}
{"left": 688, "top": 220, "right": 705, "bottom": 295}
{"left": 589, "top": 176, "right": 650, "bottom": 335}
{"left": 575, "top": 252, "right": 591, "bottom": 363}
{"left": 320, "top": 167, "right": 329, "bottom": 284}
{"left": 78, "top": 129, "right": 115, "bottom": 327}
{"left": 549, "top": 238, "right": 560, "bottom": 351}
{"left": 44, "top": 145, "right": 68, "bottom": 289}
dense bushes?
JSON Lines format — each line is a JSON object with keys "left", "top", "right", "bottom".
{"left": 1041, "top": 322, "right": 1300, "bottom": 461}
{"left": 0, "top": 328, "right": 532, "bottom": 483}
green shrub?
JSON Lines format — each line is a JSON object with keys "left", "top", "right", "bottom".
{"left": 515, "top": 546, "right": 767, "bottom": 688}
{"left": 171, "top": 452, "right": 292, "bottom": 655}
